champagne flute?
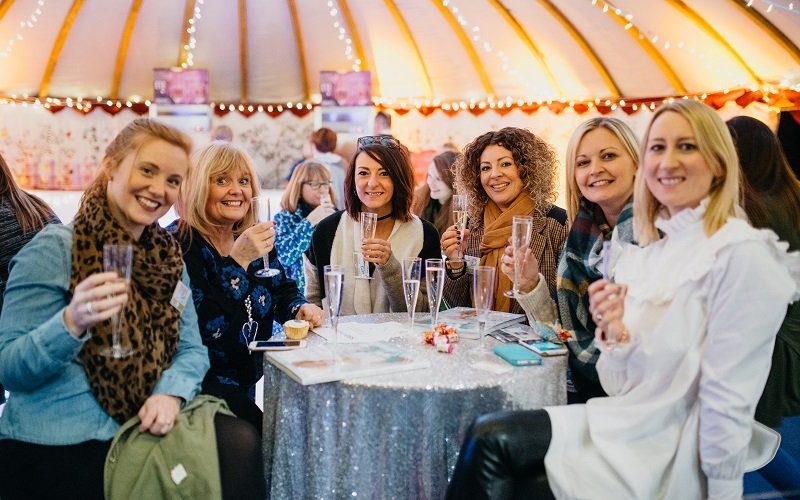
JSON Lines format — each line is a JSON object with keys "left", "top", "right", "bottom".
{"left": 324, "top": 265, "right": 345, "bottom": 344}
{"left": 472, "top": 266, "right": 496, "bottom": 340}
{"left": 401, "top": 257, "right": 422, "bottom": 334}
{"left": 504, "top": 215, "right": 533, "bottom": 298}
{"left": 251, "top": 195, "right": 280, "bottom": 278}
{"left": 451, "top": 194, "right": 468, "bottom": 262}
{"left": 355, "top": 212, "right": 377, "bottom": 280}
{"left": 100, "top": 244, "right": 134, "bottom": 358}
{"left": 319, "top": 192, "right": 333, "bottom": 208}
{"left": 425, "top": 258, "right": 445, "bottom": 331}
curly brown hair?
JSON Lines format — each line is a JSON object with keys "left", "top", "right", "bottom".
{"left": 453, "top": 127, "right": 558, "bottom": 223}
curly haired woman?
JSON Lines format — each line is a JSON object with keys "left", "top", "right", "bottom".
{"left": 441, "top": 127, "right": 567, "bottom": 314}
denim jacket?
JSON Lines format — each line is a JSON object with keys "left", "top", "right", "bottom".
{"left": 0, "top": 224, "right": 209, "bottom": 445}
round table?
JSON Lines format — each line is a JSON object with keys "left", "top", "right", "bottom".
{"left": 262, "top": 313, "right": 567, "bottom": 499}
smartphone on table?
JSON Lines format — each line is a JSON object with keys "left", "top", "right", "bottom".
{"left": 248, "top": 340, "right": 307, "bottom": 351}
{"left": 518, "top": 338, "right": 567, "bottom": 357}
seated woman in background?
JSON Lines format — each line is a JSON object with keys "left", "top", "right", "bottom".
{"left": 441, "top": 127, "right": 567, "bottom": 313}
{"left": 501, "top": 118, "right": 639, "bottom": 403}
{"left": 274, "top": 160, "right": 338, "bottom": 292}
{"left": 0, "top": 152, "right": 60, "bottom": 405}
{"left": 305, "top": 135, "right": 441, "bottom": 314}
{"left": 0, "top": 119, "right": 263, "bottom": 499}
{"left": 728, "top": 115, "right": 800, "bottom": 495}
{"left": 411, "top": 150, "right": 458, "bottom": 236}
{"left": 446, "top": 100, "right": 800, "bottom": 499}
{"left": 171, "top": 142, "right": 323, "bottom": 434}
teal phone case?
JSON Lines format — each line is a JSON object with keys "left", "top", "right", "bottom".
{"left": 493, "top": 344, "right": 543, "bottom": 366}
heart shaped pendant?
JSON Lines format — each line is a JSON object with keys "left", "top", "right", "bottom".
{"left": 240, "top": 320, "right": 259, "bottom": 344}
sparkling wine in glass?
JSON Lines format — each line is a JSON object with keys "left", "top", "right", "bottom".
{"left": 100, "top": 244, "right": 134, "bottom": 358}
{"left": 251, "top": 195, "right": 280, "bottom": 278}
{"left": 472, "top": 266, "right": 496, "bottom": 340}
{"left": 451, "top": 194, "right": 468, "bottom": 262}
{"left": 324, "top": 265, "right": 345, "bottom": 344}
{"left": 355, "top": 212, "right": 377, "bottom": 280}
{"left": 425, "top": 258, "right": 445, "bottom": 330}
{"left": 401, "top": 257, "right": 422, "bottom": 334}
{"left": 504, "top": 215, "right": 533, "bottom": 298}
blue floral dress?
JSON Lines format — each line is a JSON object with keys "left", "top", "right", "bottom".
{"left": 274, "top": 201, "right": 315, "bottom": 293}
{"left": 169, "top": 223, "right": 307, "bottom": 400}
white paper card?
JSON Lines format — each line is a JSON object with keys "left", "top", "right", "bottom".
{"left": 170, "top": 281, "right": 191, "bottom": 312}
{"left": 312, "top": 321, "right": 408, "bottom": 343}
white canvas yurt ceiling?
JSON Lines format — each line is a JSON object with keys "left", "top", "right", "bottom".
{"left": 1, "top": 0, "right": 799, "bottom": 213}
{"left": 1, "top": 0, "right": 799, "bottom": 106}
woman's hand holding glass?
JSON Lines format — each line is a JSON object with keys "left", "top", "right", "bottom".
{"left": 588, "top": 279, "right": 630, "bottom": 348}
{"left": 296, "top": 303, "right": 325, "bottom": 327}
{"left": 229, "top": 222, "right": 274, "bottom": 270}
{"left": 63, "top": 272, "right": 129, "bottom": 338}
{"left": 500, "top": 241, "right": 540, "bottom": 295}
{"left": 361, "top": 237, "right": 393, "bottom": 266}
{"left": 138, "top": 394, "right": 181, "bottom": 436}
{"left": 440, "top": 225, "right": 471, "bottom": 265}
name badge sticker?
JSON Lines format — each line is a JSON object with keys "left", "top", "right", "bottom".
{"left": 170, "top": 280, "right": 191, "bottom": 312}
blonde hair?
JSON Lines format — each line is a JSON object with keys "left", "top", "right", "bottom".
{"left": 564, "top": 117, "right": 640, "bottom": 224}
{"left": 281, "top": 160, "right": 335, "bottom": 213}
{"left": 634, "top": 100, "right": 739, "bottom": 245}
{"left": 176, "top": 141, "right": 260, "bottom": 241}
{"left": 81, "top": 118, "right": 193, "bottom": 208}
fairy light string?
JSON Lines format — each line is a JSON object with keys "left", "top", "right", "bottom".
{"left": 0, "top": 0, "right": 47, "bottom": 59}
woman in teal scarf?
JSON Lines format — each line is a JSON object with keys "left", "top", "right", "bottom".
{"left": 501, "top": 117, "right": 639, "bottom": 402}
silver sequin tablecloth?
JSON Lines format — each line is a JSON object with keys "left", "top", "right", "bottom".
{"left": 262, "top": 313, "right": 566, "bottom": 500}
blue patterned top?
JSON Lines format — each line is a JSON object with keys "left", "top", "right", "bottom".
{"left": 169, "top": 222, "right": 307, "bottom": 399}
{"left": 274, "top": 201, "right": 314, "bottom": 293}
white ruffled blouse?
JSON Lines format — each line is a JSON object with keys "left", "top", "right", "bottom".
{"left": 544, "top": 201, "right": 800, "bottom": 500}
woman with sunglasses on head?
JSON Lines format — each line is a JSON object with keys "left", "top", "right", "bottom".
{"left": 170, "top": 142, "right": 324, "bottom": 435}
{"left": 411, "top": 150, "right": 458, "bottom": 237}
{"left": 500, "top": 118, "right": 639, "bottom": 403}
{"left": 305, "top": 135, "right": 441, "bottom": 315}
{"left": 0, "top": 119, "right": 264, "bottom": 499}
{"left": 446, "top": 100, "right": 800, "bottom": 499}
{"left": 275, "top": 160, "right": 338, "bottom": 293}
{"left": 441, "top": 127, "right": 567, "bottom": 314}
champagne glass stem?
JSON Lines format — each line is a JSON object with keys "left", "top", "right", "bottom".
{"left": 111, "top": 314, "right": 121, "bottom": 353}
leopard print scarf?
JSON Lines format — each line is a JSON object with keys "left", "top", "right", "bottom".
{"left": 70, "top": 185, "right": 183, "bottom": 424}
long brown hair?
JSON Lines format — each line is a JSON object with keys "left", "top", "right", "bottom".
{"left": 411, "top": 151, "right": 458, "bottom": 234}
{"left": 727, "top": 115, "right": 800, "bottom": 229}
{"left": 0, "top": 152, "right": 56, "bottom": 233}
{"left": 344, "top": 139, "right": 414, "bottom": 222}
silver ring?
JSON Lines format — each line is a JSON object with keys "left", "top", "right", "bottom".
{"left": 595, "top": 312, "right": 602, "bottom": 321}
{"left": 85, "top": 301, "right": 94, "bottom": 314}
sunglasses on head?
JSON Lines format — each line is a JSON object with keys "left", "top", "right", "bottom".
{"left": 357, "top": 135, "right": 401, "bottom": 150}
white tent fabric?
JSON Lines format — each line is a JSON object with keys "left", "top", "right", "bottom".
{"left": 1, "top": 0, "right": 798, "bottom": 103}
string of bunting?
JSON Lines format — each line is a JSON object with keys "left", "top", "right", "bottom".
{"left": 1, "top": 87, "right": 798, "bottom": 118}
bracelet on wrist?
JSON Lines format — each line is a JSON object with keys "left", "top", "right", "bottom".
{"left": 445, "top": 259, "right": 467, "bottom": 279}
